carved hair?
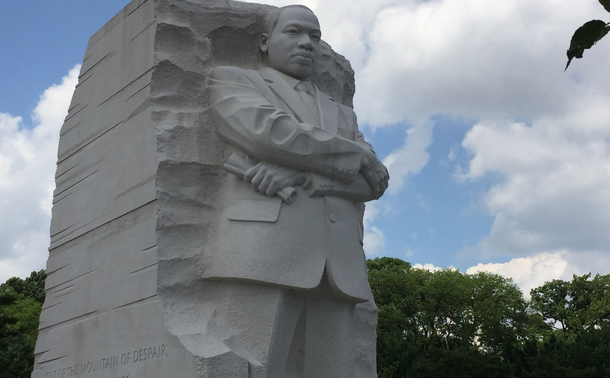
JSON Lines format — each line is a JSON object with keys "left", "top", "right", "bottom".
{"left": 262, "top": 5, "right": 314, "bottom": 39}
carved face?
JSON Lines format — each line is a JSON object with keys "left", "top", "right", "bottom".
{"left": 260, "top": 7, "right": 321, "bottom": 81}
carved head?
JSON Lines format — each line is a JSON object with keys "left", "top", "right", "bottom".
{"left": 259, "top": 5, "right": 321, "bottom": 81}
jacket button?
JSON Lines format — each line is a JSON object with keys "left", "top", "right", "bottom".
{"left": 329, "top": 213, "right": 337, "bottom": 223}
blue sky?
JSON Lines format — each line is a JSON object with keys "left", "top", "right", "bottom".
{"left": 2, "top": 0, "right": 610, "bottom": 296}
{"left": 365, "top": 119, "right": 496, "bottom": 268}
{"left": 0, "top": 1, "right": 129, "bottom": 119}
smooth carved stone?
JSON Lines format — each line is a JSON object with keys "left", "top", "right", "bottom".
{"left": 33, "top": 1, "right": 381, "bottom": 378}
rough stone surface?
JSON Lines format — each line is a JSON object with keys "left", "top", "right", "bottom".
{"left": 33, "top": 0, "right": 370, "bottom": 377}
{"left": 32, "top": 1, "right": 197, "bottom": 377}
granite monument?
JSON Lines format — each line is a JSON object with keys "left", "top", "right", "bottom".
{"left": 32, "top": 1, "right": 387, "bottom": 377}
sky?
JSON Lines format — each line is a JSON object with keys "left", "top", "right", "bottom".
{"left": 1, "top": 0, "right": 610, "bottom": 297}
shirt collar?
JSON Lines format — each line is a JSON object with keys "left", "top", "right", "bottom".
{"left": 269, "top": 69, "right": 313, "bottom": 92}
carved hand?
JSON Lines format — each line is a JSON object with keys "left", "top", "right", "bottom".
{"left": 245, "top": 162, "right": 307, "bottom": 197}
{"left": 360, "top": 149, "right": 389, "bottom": 199}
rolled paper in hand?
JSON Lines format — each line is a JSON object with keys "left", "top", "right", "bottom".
{"left": 223, "top": 153, "right": 297, "bottom": 205}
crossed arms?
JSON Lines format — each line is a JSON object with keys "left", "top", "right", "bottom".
{"left": 209, "top": 66, "right": 388, "bottom": 202}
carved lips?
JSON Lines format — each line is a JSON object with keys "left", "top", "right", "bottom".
{"left": 292, "top": 51, "right": 315, "bottom": 65}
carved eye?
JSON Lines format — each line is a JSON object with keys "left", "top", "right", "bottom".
{"left": 286, "top": 28, "right": 299, "bottom": 35}
{"left": 311, "top": 33, "right": 321, "bottom": 42}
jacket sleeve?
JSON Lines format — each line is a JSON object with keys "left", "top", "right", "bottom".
{"left": 209, "top": 66, "right": 365, "bottom": 183}
{"left": 300, "top": 104, "right": 380, "bottom": 202}
{"left": 303, "top": 171, "right": 376, "bottom": 202}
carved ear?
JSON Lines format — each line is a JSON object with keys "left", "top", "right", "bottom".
{"left": 259, "top": 33, "right": 269, "bottom": 53}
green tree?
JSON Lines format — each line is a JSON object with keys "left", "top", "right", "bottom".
{"left": 368, "top": 258, "right": 532, "bottom": 377}
{"left": 368, "top": 257, "right": 420, "bottom": 378}
{"left": 368, "top": 258, "right": 610, "bottom": 377}
{"left": 522, "top": 328, "right": 610, "bottom": 378}
{"left": 530, "top": 273, "right": 610, "bottom": 337}
{"left": 522, "top": 273, "right": 610, "bottom": 377}
{"left": 470, "top": 272, "right": 531, "bottom": 354}
{"left": 0, "top": 270, "right": 46, "bottom": 378}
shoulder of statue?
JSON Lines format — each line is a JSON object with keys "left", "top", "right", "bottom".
{"left": 257, "top": 66, "right": 286, "bottom": 83}
{"left": 211, "top": 65, "right": 260, "bottom": 81}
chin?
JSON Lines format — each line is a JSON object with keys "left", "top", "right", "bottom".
{"left": 287, "top": 66, "right": 314, "bottom": 80}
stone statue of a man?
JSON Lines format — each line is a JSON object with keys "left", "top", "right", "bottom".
{"left": 204, "top": 4, "right": 389, "bottom": 377}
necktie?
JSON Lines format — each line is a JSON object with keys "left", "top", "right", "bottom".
{"left": 294, "top": 82, "right": 320, "bottom": 127}
{"left": 295, "top": 82, "right": 312, "bottom": 96}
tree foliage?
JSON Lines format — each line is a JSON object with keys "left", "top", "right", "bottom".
{"left": 368, "top": 257, "right": 610, "bottom": 377}
{"left": 530, "top": 273, "right": 610, "bottom": 336}
{"left": 565, "top": 1, "right": 610, "bottom": 70}
{"left": 0, "top": 270, "right": 46, "bottom": 378}
{"left": 368, "top": 258, "right": 530, "bottom": 377}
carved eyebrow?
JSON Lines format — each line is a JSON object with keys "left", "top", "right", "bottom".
{"left": 281, "top": 22, "right": 321, "bottom": 35}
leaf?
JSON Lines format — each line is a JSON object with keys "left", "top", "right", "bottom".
{"left": 600, "top": 0, "right": 610, "bottom": 14}
{"left": 565, "top": 20, "right": 610, "bottom": 70}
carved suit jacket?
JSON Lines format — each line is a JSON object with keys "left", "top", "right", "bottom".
{"left": 207, "top": 66, "right": 375, "bottom": 302}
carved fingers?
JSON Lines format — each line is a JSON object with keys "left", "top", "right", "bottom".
{"left": 245, "top": 162, "right": 307, "bottom": 196}
{"left": 360, "top": 149, "right": 389, "bottom": 199}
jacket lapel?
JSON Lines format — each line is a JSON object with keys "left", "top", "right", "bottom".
{"left": 258, "top": 68, "right": 311, "bottom": 124}
{"left": 258, "top": 68, "right": 340, "bottom": 135}
{"left": 314, "top": 87, "right": 339, "bottom": 136}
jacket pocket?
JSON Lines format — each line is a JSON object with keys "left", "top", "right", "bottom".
{"left": 226, "top": 198, "right": 282, "bottom": 222}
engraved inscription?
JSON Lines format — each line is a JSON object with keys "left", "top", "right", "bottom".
{"left": 80, "top": 356, "right": 119, "bottom": 374}
{"left": 43, "top": 344, "right": 166, "bottom": 378}
{"left": 132, "top": 345, "right": 166, "bottom": 362}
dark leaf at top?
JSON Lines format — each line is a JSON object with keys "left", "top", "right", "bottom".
{"left": 599, "top": 0, "right": 610, "bottom": 14}
{"left": 565, "top": 20, "right": 610, "bottom": 70}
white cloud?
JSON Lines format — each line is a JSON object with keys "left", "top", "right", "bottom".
{"left": 467, "top": 251, "right": 610, "bottom": 298}
{"left": 412, "top": 263, "right": 443, "bottom": 272}
{"left": 383, "top": 122, "right": 432, "bottom": 194}
{"left": 0, "top": 65, "right": 80, "bottom": 282}
{"left": 363, "top": 226, "right": 386, "bottom": 257}
{"left": 363, "top": 202, "right": 385, "bottom": 257}
{"left": 459, "top": 106, "right": 610, "bottom": 257}
{"left": 352, "top": 0, "right": 594, "bottom": 125}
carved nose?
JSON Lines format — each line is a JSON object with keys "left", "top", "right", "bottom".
{"left": 298, "top": 37, "right": 313, "bottom": 50}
